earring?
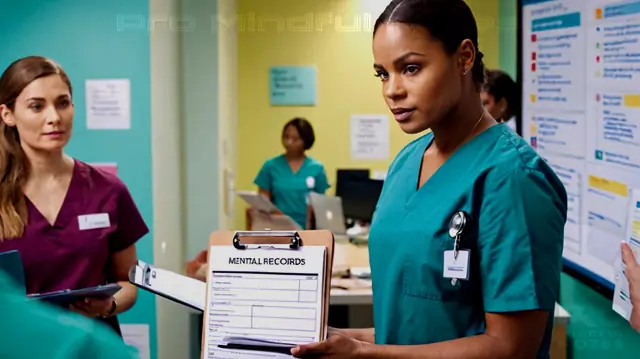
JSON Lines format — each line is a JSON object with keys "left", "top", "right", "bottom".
{"left": 463, "top": 67, "right": 469, "bottom": 75}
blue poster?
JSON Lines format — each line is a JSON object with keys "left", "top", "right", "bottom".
{"left": 269, "top": 66, "right": 317, "bottom": 106}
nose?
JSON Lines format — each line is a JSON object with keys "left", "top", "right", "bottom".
{"left": 384, "top": 74, "right": 406, "bottom": 101}
{"left": 45, "top": 105, "right": 61, "bottom": 125}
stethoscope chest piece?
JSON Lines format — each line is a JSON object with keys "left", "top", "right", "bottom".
{"left": 448, "top": 211, "right": 467, "bottom": 238}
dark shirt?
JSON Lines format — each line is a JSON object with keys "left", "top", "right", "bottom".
{"left": 0, "top": 159, "right": 149, "bottom": 333}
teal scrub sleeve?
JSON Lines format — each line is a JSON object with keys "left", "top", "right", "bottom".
{"left": 254, "top": 161, "right": 272, "bottom": 192}
{"left": 314, "top": 167, "right": 330, "bottom": 193}
{"left": 0, "top": 273, "right": 137, "bottom": 359}
{"left": 477, "top": 168, "right": 567, "bottom": 313}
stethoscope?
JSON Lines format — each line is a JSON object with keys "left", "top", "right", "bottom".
{"left": 448, "top": 211, "right": 468, "bottom": 286}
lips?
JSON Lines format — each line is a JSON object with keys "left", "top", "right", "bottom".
{"left": 390, "top": 108, "right": 415, "bottom": 122}
{"left": 44, "top": 131, "right": 65, "bottom": 137}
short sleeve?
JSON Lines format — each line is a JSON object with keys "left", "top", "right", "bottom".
{"left": 477, "top": 168, "right": 567, "bottom": 313}
{"left": 314, "top": 167, "right": 330, "bottom": 193}
{"left": 109, "top": 183, "right": 149, "bottom": 253}
{"left": 254, "top": 160, "right": 272, "bottom": 192}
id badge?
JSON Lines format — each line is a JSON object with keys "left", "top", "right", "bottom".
{"left": 443, "top": 250, "right": 470, "bottom": 281}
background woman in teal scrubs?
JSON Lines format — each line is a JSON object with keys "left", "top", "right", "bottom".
{"left": 292, "top": 0, "right": 567, "bottom": 358}
{"left": 254, "top": 118, "right": 329, "bottom": 228}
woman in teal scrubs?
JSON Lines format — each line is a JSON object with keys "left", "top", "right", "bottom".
{"left": 254, "top": 117, "right": 330, "bottom": 228}
{"left": 292, "top": 0, "right": 567, "bottom": 358}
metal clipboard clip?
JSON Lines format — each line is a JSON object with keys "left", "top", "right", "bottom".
{"left": 232, "top": 230, "right": 302, "bottom": 250}
{"left": 128, "top": 259, "right": 206, "bottom": 312}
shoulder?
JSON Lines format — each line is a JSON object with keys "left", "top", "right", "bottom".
{"left": 261, "top": 155, "right": 285, "bottom": 169}
{"left": 74, "top": 160, "right": 129, "bottom": 197}
{"left": 479, "top": 127, "right": 567, "bottom": 208}
{"left": 388, "top": 132, "right": 431, "bottom": 176}
{"left": 305, "top": 156, "right": 326, "bottom": 171}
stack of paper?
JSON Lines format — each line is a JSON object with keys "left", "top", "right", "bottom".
{"left": 203, "top": 245, "right": 328, "bottom": 358}
{"left": 236, "top": 191, "right": 278, "bottom": 213}
{"left": 237, "top": 191, "right": 301, "bottom": 230}
{"left": 613, "top": 189, "right": 640, "bottom": 321}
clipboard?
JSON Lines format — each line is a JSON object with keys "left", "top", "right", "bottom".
{"left": 128, "top": 260, "right": 206, "bottom": 311}
{"left": 28, "top": 283, "right": 122, "bottom": 306}
{"left": 202, "top": 229, "right": 335, "bottom": 359}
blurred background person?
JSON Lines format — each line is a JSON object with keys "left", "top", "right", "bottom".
{"left": 252, "top": 117, "right": 330, "bottom": 229}
{"left": 481, "top": 69, "right": 520, "bottom": 133}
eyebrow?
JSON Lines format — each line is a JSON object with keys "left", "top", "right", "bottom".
{"left": 373, "top": 51, "right": 426, "bottom": 69}
{"left": 26, "top": 94, "right": 70, "bottom": 102}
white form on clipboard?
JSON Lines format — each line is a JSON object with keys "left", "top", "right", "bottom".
{"left": 203, "top": 245, "right": 327, "bottom": 359}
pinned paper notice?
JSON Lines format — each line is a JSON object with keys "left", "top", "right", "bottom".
{"left": 85, "top": 79, "right": 131, "bottom": 130}
{"left": 350, "top": 114, "right": 390, "bottom": 160}
{"left": 121, "top": 324, "right": 151, "bottom": 359}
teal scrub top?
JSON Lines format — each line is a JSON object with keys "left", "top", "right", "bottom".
{"left": 0, "top": 271, "right": 138, "bottom": 359}
{"left": 254, "top": 154, "right": 330, "bottom": 228}
{"left": 368, "top": 124, "right": 567, "bottom": 358}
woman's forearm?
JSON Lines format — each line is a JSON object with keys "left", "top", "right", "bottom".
{"left": 358, "top": 334, "right": 514, "bottom": 359}
{"left": 343, "top": 328, "right": 376, "bottom": 344}
{"left": 113, "top": 281, "right": 138, "bottom": 315}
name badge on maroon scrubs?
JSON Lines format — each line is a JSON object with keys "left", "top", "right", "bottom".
{"left": 78, "top": 213, "right": 111, "bottom": 231}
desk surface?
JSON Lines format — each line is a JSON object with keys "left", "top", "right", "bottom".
{"left": 330, "top": 287, "right": 571, "bottom": 325}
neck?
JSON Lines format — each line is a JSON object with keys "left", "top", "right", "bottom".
{"left": 430, "top": 91, "right": 490, "bottom": 154}
{"left": 23, "top": 147, "right": 71, "bottom": 181}
{"left": 285, "top": 152, "right": 305, "bottom": 161}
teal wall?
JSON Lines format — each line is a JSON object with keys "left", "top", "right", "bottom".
{"left": 0, "top": 0, "right": 157, "bottom": 357}
{"left": 499, "top": 1, "right": 640, "bottom": 358}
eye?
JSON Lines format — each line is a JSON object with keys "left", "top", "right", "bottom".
{"left": 374, "top": 71, "right": 389, "bottom": 81}
{"left": 57, "top": 99, "right": 71, "bottom": 108}
{"left": 404, "top": 64, "right": 420, "bottom": 75}
{"left": 28, "top": 103, "right": 43, "bottom": 111}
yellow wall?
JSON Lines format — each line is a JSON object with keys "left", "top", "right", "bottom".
{"left": 235, "top": 0, "right": 500, "bottom": 228}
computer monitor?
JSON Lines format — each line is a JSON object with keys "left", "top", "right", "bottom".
{"left": 339, "top": 178, "right": 384, "bottom": 223}
{"left": 335, "top": 169, "right": 370, "bottom": 199}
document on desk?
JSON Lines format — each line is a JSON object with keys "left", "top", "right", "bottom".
{"left": 613, "top": 189, "right": 640, "bottom": 321}
{"left": 203, "top": 245, "right": 326, "bottom": 359}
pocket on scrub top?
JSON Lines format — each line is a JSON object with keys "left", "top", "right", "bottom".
{"left": 401, "top": 232, "right": 467, "bottom": 302}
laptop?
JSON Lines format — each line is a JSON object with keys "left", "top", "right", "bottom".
{"left": 309, "top": 193, "right": 348, "bottom": 238}
{"left": 0, "top": 250, "right": 26, "bottom": 294}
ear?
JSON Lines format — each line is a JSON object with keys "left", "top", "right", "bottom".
{"left": 496, "top": 97, "right": 508, "bottom": 112}
{"left": 458, "top": 39, "right": 476, "bottom": 75}
{"left": 0, "top": 104, "right": 16, "bottom": 127}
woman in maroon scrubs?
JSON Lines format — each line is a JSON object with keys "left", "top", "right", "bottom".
{"left": 0, "top": 56, "right": 149, "bottom": 336}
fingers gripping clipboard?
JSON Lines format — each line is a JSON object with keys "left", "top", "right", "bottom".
{"left": 202, "top": 230, "right": 335, "bottom": 359}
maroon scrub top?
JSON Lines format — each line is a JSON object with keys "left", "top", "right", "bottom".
{"left": 0, "top": 159, "right": 149, "bottom": 332}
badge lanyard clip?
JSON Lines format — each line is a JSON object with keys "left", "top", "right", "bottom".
{"left": 448, "top": 211, "right": 468, "bottom": 286}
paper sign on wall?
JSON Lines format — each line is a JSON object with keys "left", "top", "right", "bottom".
{"left": 121, "top": 324, "right": 150, "bottom": 359}
{"left": 269, "top": 66, "right": 317, "bottom": 106}
{"left": 350, "top": 114, "right": 390, "bottom": 160}
{"left": 90, "top": 162, "right": 118, "bottom": 177}
{"left": 85, "top": 79, "right": 131, "bottom": 130}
